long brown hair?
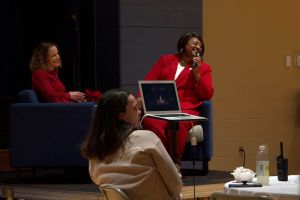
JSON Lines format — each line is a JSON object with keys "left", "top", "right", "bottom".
{"left": 29, "top": 42, "right": 60, "bottom": 71}
{"left": 81, "top": 89, "right": 140, "bottom": 160}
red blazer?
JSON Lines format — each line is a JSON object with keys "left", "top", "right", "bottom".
{"left": 142, "top": 54, "right": 214, "bottom": 110}
{"left": 32, "top": 69, "right": 71, "bottom": 103}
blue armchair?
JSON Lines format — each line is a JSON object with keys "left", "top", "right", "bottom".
{"left": 9, "top": 89, "right": 95, "bottom": 168}
{"left": 181, "top": 100, "right": 213, "bottom": 175}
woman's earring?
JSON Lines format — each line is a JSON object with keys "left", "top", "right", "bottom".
{"left": 180, "top": 49, "right": 184, "bottom": 55}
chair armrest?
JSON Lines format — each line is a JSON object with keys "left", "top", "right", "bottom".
{"left": 200, "top": 100, "right": 213, "bottom": 160}
{"left": 9, "top": 103, "right": 95, "bottom": 167}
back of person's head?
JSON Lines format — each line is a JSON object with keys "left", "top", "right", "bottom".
{"left": 29, "top": 42, "right": 58, "bottom": 71}
{"left": 177, "top": 32, "right": 205, "bottom": 56}
{"left": 81, "top": 88, "right": 138, "bottom": 160}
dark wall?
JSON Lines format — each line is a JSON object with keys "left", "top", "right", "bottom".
{"left": 0, "top": 0, "right": 17, "bottom": 97}
{"left": 0, "top": 0, "right": 91, "bottom": 97}
{"left": 119, "top": 0, "right": 203, "bottom": 94}
{"left": 94, "top": 0, "right": 120, "bottom": 91}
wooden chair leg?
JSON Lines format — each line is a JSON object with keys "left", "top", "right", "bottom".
{"left": 16, "top": 168, "right": 21, "bottom": 182}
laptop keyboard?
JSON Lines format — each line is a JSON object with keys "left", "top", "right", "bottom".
{"left": 155, "top": 113, "right": 189, "bottom": 117}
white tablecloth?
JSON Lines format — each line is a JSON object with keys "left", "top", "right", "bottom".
{"left": 224, "top": 175, "right": 300, "bottom": 200}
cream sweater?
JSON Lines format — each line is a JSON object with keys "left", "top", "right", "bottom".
{"left": 89, "top": 130, "right": 182, "bottom": 200}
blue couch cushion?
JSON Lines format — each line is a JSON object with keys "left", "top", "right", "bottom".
{"left": 17, "top": 89, "right": 39, "bottom": 103}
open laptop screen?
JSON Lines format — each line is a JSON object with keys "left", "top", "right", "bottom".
{"left": 138, "top": 80, "right": 181, "bottom": 114}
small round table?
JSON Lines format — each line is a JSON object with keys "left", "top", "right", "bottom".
{"left": 224, "top": 175, "right": 300, "bottom": 200}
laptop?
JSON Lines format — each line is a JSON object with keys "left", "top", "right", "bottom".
{"left": 138, "top": 80, "right": 207, "bottom": 121}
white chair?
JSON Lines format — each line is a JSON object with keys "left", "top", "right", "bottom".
{"left": 98, "top": 185, "right": 130, "bottom": 200}
{"left": 209, "top": 192, "right": 273, "bottom": 200}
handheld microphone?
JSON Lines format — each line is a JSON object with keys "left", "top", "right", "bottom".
{"left": 192, "top": 51, "right": 200, "bottom": 68}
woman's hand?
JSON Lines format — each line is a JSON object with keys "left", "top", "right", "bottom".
{"left": 192, "top": 56, "right": 202, "bottom": 68}
{"left": 69, "top": 91, "right": 86, "bottom": 102}
{"left": 191, "top": 56, "right": 202, "bottom": 83}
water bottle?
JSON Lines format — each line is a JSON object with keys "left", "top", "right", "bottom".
{"left": 256, "top": 144, "right": 269, "bottom": 185}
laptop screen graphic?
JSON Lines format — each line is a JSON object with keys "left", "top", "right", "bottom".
{"left": 141, "top": 83, "right": 179, "bottom": 112}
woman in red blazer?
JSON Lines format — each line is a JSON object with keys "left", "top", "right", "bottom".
{"left": 138, "top": 32, "right": 214, "bottom": 165}
{"left": 29, "top": 42, "right": 86, "bottom": 103}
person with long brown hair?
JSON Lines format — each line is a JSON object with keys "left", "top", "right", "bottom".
{"left": 81, "top": 89, "right": 182, "bottom": 200}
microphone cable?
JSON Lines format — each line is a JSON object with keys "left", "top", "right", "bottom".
{"left": 139, "top": 113, "right": 153, "bottom": 127}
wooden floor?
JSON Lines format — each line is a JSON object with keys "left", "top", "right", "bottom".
{"left": 0, "top": 149, "right": 226, "bottom": 199}
{"left": 182, "top": 183, "right": 224, "bottom": 200}
{"left": 0, "top": 183, "right": 225, "bottom": 200}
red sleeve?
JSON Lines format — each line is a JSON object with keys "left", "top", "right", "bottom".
{"left": 32, "top": 69, "right": 71, "bottom": 103}
{"left": 194, "top": 63, "right": 214, "bottom": 100}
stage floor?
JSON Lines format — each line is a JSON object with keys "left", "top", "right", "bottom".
{"left": 0, "top": 168, "right": 232, "bottom": 200}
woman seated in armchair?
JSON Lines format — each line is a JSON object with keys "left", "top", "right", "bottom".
{"left": 136, "top": 32, "right": 214, "bottom": 165}
{"left": 29, "top": 42, "right": 101, "bottom": 103}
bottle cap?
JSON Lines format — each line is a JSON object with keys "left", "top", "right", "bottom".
{"left": 259, "top": 145, "right": 265, "bottom": 151}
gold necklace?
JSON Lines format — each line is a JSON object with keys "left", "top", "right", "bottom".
{"left": 180, "top": 59, "right": 189, "bottom": 66}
